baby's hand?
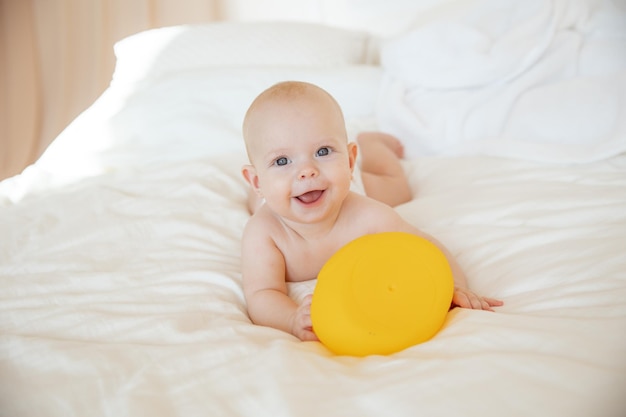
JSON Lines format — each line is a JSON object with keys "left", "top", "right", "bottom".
{"left": 452, "top": 287, "right": 503, "bottom": 312}
{"left": 291, "top": 294, "right": 319, "bottom": 341}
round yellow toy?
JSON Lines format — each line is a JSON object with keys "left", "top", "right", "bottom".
{"left": 311, "top": 232, "right": 454, "bottom": 356}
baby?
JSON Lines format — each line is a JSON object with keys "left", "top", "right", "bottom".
{"left": 241, "top": 81, "right": 502, "bottom": 341}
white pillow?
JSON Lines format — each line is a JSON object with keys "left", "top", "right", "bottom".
{"left": 35, "top": 65, "right": 382, "bottom": 183}
{"left": 112, "top": 22, "right": 371, "bottom": 89}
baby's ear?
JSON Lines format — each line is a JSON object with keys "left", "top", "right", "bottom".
{"left": 347, "top": 142, "right": 358, "bottom": 172}
{"left": 242, "top": 165, "right": 262, "bottom": 194}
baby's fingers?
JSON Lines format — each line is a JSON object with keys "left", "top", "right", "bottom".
{"left": 294, "top": 294, "right": 319, "bottom": 341}
{"left": 300, "top": 329, "right": 319, "bottom": 342}
{"left": 452, "top": 290, "right": 479, "bottom": 309}
{"left": 480, "top": 298, "right": 495, "bottom": 312}
{"left": 302, "top": 294, "right": 314, "bottom": 306}
{"left": 484, "top": 297, "right": 504, "bottom": 308}
{"left": 453, "top": 289, "right": 502, "bottom": 311}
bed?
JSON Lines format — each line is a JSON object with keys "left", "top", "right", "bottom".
{"left": 1, "top": 1, "right": 625, "bottom": 416}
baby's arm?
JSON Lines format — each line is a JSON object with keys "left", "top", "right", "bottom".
{"left": 241, "top": 221, "right": 318, "bottom": 341}
{"left": 410, "top": 228, "right": 503, "bottom": 311}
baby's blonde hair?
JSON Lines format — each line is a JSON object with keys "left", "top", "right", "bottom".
{"left": 242, "top": 81, "right": 345, "bottom": 155}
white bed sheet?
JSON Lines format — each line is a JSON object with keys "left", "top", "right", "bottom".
{"left": 1, "top": 14, "right": 626, "bottom": 417}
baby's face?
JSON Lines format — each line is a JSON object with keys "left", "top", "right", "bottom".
{"left": 244, "top": 90, "right": 356, "bottom": 224}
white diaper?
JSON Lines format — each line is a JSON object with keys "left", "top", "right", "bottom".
{"left": 287, "top": 279, "right": 318, "bottom": 305}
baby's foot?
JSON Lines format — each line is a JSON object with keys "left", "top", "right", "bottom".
{"left": 357, "top": 132, "right": 405, "bottom": 159}
{"left": 380, "top": 133, "right": 405, "bottom": 159}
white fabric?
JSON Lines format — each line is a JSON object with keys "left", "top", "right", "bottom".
{"left": 1, "top": 15, "right": 626, "bottom": 417}
{"left": 112, "top": 22, "right": 371, "bottom": 91}
{"left": 378, "top": 0, "right": 626, "bottom": 162}
{"left": 1, "top": 152, "right": 625, "bottom": 417}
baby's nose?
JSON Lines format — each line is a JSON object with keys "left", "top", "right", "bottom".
{"left": 298, "top": 165, "right": 318, "bottom": 179}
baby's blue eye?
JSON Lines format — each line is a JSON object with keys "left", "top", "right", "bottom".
{"left": 316, "top": 147, "right": 331, "bottom": 157}
{"left": 275, "top": 157, "right": 289, "bottom": 166}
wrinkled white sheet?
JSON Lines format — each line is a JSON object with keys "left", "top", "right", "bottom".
{"left": 1, "top": 151, "right": 625, "bottom": 417}
{"left": 1, "top": 17, "right": 626, "bottom": 417}
{"left": 378, "top": 0, "right": 626, "bottom": 162}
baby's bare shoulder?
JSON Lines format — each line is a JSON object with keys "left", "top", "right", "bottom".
{"left": 242, "top": 207, "right": 282, "bottom": 243}
{"left": 343, "top": 192, "right": 396, "bottom": 216}
{"left": 341, "top": 192, "right": 406, "bottom": 230}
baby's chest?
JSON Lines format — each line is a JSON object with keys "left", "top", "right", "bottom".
{"left": 282, "top": 244, "right": 337, "bottom": 283}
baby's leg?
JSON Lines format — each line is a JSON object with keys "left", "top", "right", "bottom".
{"left": 357, "top": 132, "right": 412, "bottom": 207}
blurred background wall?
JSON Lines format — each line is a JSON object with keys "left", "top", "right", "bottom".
{"left": 0, "top": 0, "right": 330, "bottom": 181}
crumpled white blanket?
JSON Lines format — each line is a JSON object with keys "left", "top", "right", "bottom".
{"left": 378, "top": 0, "right": 626, "bottom": 163}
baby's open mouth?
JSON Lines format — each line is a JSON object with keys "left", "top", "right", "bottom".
{"left": 296, "top": 190, "right": 324, "bottom": 204}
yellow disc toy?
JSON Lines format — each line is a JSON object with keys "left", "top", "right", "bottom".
{"left": 311, "top": 232, "right": 454, "bottom": 356}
